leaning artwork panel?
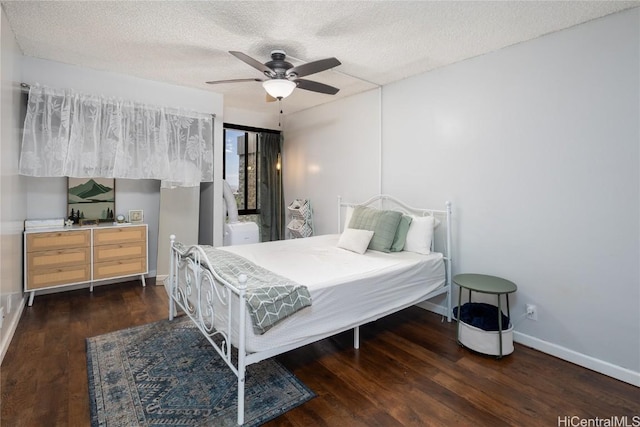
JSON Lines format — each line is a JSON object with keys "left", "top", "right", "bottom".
{"left": 67, "top": 178, "right": 115, "bottom": 223}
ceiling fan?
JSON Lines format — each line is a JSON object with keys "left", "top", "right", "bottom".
{"left": 206, "top": 50, "right": 341, "bottom": 100}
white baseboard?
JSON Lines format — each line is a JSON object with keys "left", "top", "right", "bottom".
{"left": 417, "top": 303, "right": 639, "bottom": 387}
{"left": 513, "top": 331, "right": 639, "bottom": 387}
{"left": 417, "top": 300, "right": 450, "bottom": 319}
{"left": 0, "top": 295, "right": 26, "bottom": 364}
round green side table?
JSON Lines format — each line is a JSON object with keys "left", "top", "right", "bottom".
{"left": 453, "top": 273, "right": 517, "bottom": 358}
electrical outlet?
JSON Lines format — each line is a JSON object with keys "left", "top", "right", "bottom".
{"left": 6, "top": 296, "right": 11, "bottom": 314}
{"left": 526, "top": 304, "right": 538, "bottom": 321}
{"left": 0, "top": 306, "right": 4, "bottom": 329}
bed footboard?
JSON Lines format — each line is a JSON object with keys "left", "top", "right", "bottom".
{"left": 167, "top": 235, "right": 249, "bottom": 425}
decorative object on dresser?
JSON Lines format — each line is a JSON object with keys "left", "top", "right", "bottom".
{"left": 24, "top": 223, "right": 148, "bottom": 306}
{"left": 128, "top": 209, "right": 144, "bottom": 224}
{"left": 24, "top": 218, "right": 65, "bottom": 230}
{"left": 67, "top": 178, "right": 115, "bottom": 224}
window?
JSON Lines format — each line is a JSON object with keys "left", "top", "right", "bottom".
{"left": 224, "top": 125, "right": 260, "bottom": 215}
{"left": 223, "top": 124, "right": 282, "bottom": 221}
{"left": 223, "top": 124, "right": 284, "bottom": 241}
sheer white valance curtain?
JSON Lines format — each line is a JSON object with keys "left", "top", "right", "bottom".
{"left": 19, "top": 85, "right": 214, "bottom": 188}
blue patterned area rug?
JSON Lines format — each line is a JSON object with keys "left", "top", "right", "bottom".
{"left": 86, "top": 316, "right": 315, "bottom": 426}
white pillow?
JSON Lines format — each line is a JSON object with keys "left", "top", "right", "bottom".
{"left": 404, "top": 215, "right": 436, "bottom": 255}
{"left": 337, "top": 228, "right": 374, "bottom": 254}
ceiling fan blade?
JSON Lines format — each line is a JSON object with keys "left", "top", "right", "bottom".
{"left": 229, "top": 51, "right": 276, "bottom": 77}
{"left": 295, "top": 79, "right": 340, "bottom": 95}
{"left": 287, "top": 57, "right": 341, "bottom": 78}
{"left": 205, "top": 78, "right": 263, "bottom": 85}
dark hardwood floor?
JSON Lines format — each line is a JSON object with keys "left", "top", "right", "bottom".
{"left": 2, "top": 280, "right": 637, "bottom": 426}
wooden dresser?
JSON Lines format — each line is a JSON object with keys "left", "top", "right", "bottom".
{"left": 24, "top": 224, "right": 148, "bottom": 305}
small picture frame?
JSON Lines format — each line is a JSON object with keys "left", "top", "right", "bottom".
{"left": 129, "top": 210, "right": 144, "bottom": 224}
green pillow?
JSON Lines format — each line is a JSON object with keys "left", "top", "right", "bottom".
{"left": 390, "top": 215, "right": 413, "bottom": 252}
{"left": 348, "top": 206, "right": 402, "bottom": 252}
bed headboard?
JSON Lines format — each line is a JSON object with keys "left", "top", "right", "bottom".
{"left": 337, "top": 194, "right": 452, "bottom": 261}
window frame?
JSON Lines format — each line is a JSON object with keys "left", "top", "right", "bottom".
{"left": 223, "top": 123, "right": 280, "bottom": 216}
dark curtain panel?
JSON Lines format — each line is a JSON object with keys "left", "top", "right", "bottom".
{"left": 258, "top": 133, "right": 284, "bottom": 241}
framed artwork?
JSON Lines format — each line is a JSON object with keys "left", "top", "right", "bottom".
{"left": 67, "top": 178, "right": 115, "bottom": 224}
{"left": 129, "top": 210, "right": 144, "bottom": 224}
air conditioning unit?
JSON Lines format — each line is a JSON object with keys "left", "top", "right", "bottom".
{"left": 223, "top": 222, "right": 259, "bottom": 246}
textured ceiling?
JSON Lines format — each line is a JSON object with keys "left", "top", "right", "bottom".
{"left": 2, "top": 1, "right": 638, "bottom": 116}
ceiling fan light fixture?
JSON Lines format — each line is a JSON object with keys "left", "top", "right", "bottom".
{"left": 262, "top": 79, "right": 296, "bottom": 99}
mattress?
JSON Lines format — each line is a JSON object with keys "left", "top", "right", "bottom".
{"left": 211, "top": 234, "right": 446, "bottom": 353}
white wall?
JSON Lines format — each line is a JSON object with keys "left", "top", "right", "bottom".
{"left": 0, "top": 6, "right": 27, "bottom": 362}
{"left": 224, "top": 106, "right": 281, "bottom": 130}
{"left": 157, "top": 186, "right": 200, "bottom": 277}
{"left": 20, "top": 57, "right": 224, "bottom": 277}
{"left": 118, "top": 179, "right": 161, "bottom": 275}
{"left": 283, "top": 88, "right": 382, "bottom": 235}
{"left": 283, "top": 9, "right": 639, "bottom": 386}
{"left": 382, "top": 8, "right": 639, "bottom": 383}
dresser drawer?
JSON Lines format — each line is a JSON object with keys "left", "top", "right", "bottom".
{"left": 27, "top": 264, "right": 91, "bottom": 290}
{"left": 93, "top": 226, "right": 146, "bottom": 246}
{"left": 93, "top": 258, "right": 147, "bottom": 280}
{"left": 93, "top": 242, "right": 146, "bottom": 264}
{"left": 27, "top": 248, "right": 90, "bottom": 270}
{"left": 26, "top": 230, "right": 90, "bottom": 252}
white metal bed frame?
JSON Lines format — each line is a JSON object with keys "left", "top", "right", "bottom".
{"left": 167, "top": 195, "right": 452, "bottom": 425}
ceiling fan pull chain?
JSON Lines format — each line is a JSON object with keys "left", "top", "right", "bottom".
{"left": 279, "top": 98, "right": 283, "bottom": 127}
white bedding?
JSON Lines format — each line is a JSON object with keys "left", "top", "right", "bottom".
{"left": 215, "top": 234, "right": 446, "bottom": 353}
